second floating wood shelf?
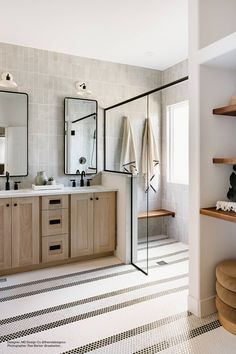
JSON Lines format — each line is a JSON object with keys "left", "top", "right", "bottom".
{"left": 213, "top": 158, "right": 236, "bottom": 164}
{"left": 213, "top": 105, "right": 236, "bottom": 116}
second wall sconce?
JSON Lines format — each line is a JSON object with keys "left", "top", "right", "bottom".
{"left": 75, "top": 82, "right": 92, "bottom": 96}
{"left": 0, "top": 72, "right": 17, "bottom": 88}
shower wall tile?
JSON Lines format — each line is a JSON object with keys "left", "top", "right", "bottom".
{"left": 161, "top": 60, "right": 189, "bottom": 244}
{"left": 0, "top": 41, "right": 161, "bottom": 190}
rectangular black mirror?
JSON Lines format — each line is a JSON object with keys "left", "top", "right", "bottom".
{"left": 0, "top": 90, "right": 28, "bottom": 177}
{"left": 64, "top": 97, "right": 97, "bottom": 175}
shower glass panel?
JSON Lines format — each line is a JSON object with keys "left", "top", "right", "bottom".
{"left": 105, "top": 96, "right": 149, "bottom": 274}
{"left": 132, "top": 92, "right": 161, "bottom": 274}
{"left": 105, "top": 92, "right": 161, "bottom": 274}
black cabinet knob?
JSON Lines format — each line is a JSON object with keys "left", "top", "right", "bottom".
{"left": 14, "top": 203, "right": 17, "bottom": 207}
{"left": 6, "top": 204, "right": 9, "bottom": 207}
{"left": 90, "top": 198, "right": 93, "bottom": 201}
{"left": 96, "top": 197, "right": 99, "bottom": 200}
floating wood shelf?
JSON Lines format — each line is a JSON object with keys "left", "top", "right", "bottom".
{"left": 138, "top": 209, "right": 175, "bottom": 219}
{"left": 200, "top": 207, "right": 236, "bottom": 223}
{"left": 213, "top": 158, "right": 236, "bottom": 164}
{"left": 213, "top": 105, "right": 236, "bottom": 116}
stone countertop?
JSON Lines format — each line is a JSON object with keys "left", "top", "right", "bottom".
{"left": 0, "top": 185, "right": 118, "bottom": 198}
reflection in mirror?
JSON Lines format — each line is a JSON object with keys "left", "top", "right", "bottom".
{"left": 64, "top": 97, "right": 97, "bottom": 175}
{"left": 0, "top": 91, "right": 28, "bottom": 176}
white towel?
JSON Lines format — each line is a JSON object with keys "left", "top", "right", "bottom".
{"left": 120, "top": 116, "right": 138, "bottom": 174}
{"left": 141, "top": 118, "right": 159, "bottom": 192}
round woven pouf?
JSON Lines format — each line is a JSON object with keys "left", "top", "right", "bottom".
{"left": 216, "top": 260, "right": 236, "bottom": 292}
{"left": 216, "top": 260, "right": 236, "bottom": 335}
{"left": 216, "top": 281, "right": 236, "bottom": 309}
{"left": 216, "top": 295, "right": 236, "bottom": 335}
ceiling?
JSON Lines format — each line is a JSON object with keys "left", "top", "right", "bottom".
{"left": 0, "top": 0, "right": 188, "bottom": 70}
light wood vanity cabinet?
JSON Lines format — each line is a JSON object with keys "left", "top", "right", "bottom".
{"left": 71, "top": 192, "right": 116, "bottom": 258}
{"left": 93, "top": 192, "right": 116, "bottom": 254}
{"left": 12, "top": 197, "right": 39, "bottom": 268}
{"left": 0, "top": 197, "right": 39, "bottom": 270}
{"left": 71, "top": 193, "right": 94, "bottom": 257}
{"left": 0, "top": 189, "right": 116, "bottom": 274}
{"left": 0, "top": 199, "right": 12, "bottom": 269}
{"left": 41, "top": 195, "right": 69, "bottom": 263}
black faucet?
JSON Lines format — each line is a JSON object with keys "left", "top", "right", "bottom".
{"left": 5, "top": 171, "right": 10, "bottom": 190}
{"left": 80, "top": 171, "right": 86, "bottom": 187}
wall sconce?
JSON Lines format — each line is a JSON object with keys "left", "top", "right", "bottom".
{"left": 75, "top": 82, "right": 92, "bottom": 96}
{"left": 0, "top": 72, "right": 17, "bottom": 88}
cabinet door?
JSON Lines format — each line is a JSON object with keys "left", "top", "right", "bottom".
{"left": 71, "top": 193, "right": 94, "bottom": 257}
{"left": 12, "top": 197, "right": 39, "bottom": 268}
{"left": 94, "top": 192, "right": 116, "bottom": 254}
{"left": 0, "top": 199, "right": 12, "bottom": 270}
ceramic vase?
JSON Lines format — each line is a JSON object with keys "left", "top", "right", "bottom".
{"left": 35, "top": 171, "right": 48, "bottom": 185}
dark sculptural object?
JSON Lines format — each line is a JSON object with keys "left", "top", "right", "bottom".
{"left": 227, "top": 165, "right": 236, "bottom": 202}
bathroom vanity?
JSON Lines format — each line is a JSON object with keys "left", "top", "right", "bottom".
{"left": 0, "top": 186, "right": 117, "bottom": 275}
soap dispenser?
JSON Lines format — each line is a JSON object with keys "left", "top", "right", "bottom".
{"left": 70, "top": 179, "right": 76, "bottom": 187}
{"left": 14, "top": 181, "right": 21, "bottom": 190}
{"left": 5, "top": 171, "right": 10, "bottom": 190}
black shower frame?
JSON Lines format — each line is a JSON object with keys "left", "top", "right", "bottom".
{"left": 103, "top": 76, "right": 189, "bottom": 275}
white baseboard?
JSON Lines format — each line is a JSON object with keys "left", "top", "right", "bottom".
{"left": 200, "top": 295, "right": 217, "bottom": 317}
{"left": 188, "top": 295, "right": 200, "bottom": 316}
{"left": 188, "top": 294, "right": 217, "bottom": 317}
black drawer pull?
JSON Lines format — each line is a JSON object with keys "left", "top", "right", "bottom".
{"left": 96, "top": 197, "right": 99, "bottom": 200}
{"left": 49, "top": 244, "right": 61, "bottom": 251}
{"left": 49, "top": 199, "right": 61, "bottom": 205}
{"left": 6, "top": 204, "right": 10, "bottom": 207}
{"left": 49, "top": 219, "right": 61, "bottom": 225}
{"left": 14, "top": 203, "right": 17, "bottom": 207}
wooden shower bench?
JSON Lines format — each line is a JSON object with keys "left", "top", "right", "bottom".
{"left": 138, "top": 209, "right": 175, "bottom": 219}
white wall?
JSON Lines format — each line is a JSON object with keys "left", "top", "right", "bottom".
{"left": 189, "top": 0, "right": 236, "bottom": 317}
{"left": 199, "top": 0, "right": 236, "bottom": 49}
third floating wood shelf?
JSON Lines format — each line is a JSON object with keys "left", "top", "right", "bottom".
{"left": 200, "top": 207, "right": 236, "bottom": 223}
{"left": 213, "top": 158, "right": 236, "bottom": 164}
{"left": 213, "top": 105, "right": 236, "bottom": 116}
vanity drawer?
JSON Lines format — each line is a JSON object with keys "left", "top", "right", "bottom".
{"left": 42, "top": 234, "right": 68, "bottom": 263}
{"left": 41, "top": 195, "right": 68, "bottom": 210}
{"left": 42, "top": 209, "right": 68, "bottom": 236}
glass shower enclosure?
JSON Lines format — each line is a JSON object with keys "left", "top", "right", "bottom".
{"left": 104, "top": 76, "right": 188, "bottom": 275}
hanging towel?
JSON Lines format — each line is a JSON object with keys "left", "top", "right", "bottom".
{"left": 120, "top": 116, "right": 138, "bottom": 174}
{"left": 141, "top": 118, "right": 159, "bottom": 192}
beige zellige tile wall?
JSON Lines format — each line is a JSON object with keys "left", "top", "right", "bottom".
{"left": 161, "top": 60, "right": 189, "bottom": 244}
{"left": 0, "top": 42, "right": 161, "bottom": 189}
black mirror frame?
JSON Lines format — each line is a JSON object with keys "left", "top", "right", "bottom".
{"left": 64, "top": 97, "right": 98, "bottom": 176}
{"left": 0, "top": 89, "right": 28, "bottom": 177}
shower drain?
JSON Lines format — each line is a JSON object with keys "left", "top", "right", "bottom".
{"left": 156, "top": 261, "right": 168, "bottom": 266}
